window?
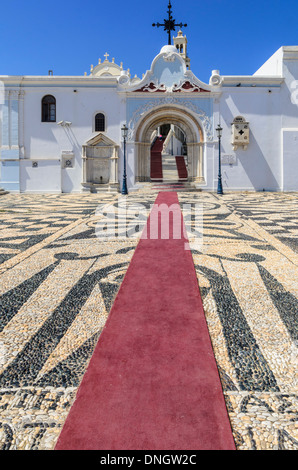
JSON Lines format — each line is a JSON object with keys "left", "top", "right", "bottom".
{"left": 95, "top": 113, "right": 105, "bottom": 132}
{"left": 42, "top": 95, "right": 56, "bottom": 122}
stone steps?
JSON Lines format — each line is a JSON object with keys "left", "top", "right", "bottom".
{"left": 151, "top": 182, "right": 200, "bottom": 192}
{"left": 162, "top": 153, "right": 179, "bottom": 181}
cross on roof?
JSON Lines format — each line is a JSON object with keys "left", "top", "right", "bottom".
{"left": 152, "top": 1, "right": 187, "bottom": 46}
{"left": 104, "top": 52, "right": 109, "bottom": 61}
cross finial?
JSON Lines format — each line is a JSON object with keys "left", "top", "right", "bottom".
{"left": 104, "top": 52, "right": 109, "bottom": 61}
{"left": 152, "top": 1, "right": 187, "bottom": 46}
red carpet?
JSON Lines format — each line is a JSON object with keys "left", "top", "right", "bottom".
{"left": 150, "top": 138, "right": 163, "bottom": 180}
{"left": 55, "top": 192, "right": 236, "bottom": 450}
{"left": 175, "top": 156, "right": 188, "bottom": 180}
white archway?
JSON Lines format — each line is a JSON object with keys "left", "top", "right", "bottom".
{"left": 133, "top": 106, "right": 205, "bottom": 183}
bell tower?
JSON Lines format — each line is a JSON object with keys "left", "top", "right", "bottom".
{"left": 173, "top": 30, "right": 190, "bottom": 69}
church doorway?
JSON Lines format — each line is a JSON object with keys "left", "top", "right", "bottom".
{"left": 150, "top": 123, "right": 188, "bottom": 182}
{"left": 134, "top": 106, "right": 204, "bottom": 185}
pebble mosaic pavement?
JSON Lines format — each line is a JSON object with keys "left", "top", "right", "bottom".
{"left": 0, "top": 190, "right": 297, "bottom": 450}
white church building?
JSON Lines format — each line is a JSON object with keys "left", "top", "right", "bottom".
{"left": 1, "top": 25, "right": 298, "bottom": 193}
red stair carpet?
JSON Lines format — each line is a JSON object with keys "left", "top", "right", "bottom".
{"left": 55, "top": 192, "right": 236, "bottom": 451}
{"left": 150, "top": 138, "right": 163, "bottom": 181}
{"left": 175, "top": 156, "right": 188, "bottom": 180}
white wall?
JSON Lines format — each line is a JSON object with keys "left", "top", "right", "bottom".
{"left": 282, "top": 129, "right": 298, "bottom": 191}
{"left": 254, "top": 47, "right": 283, "bottom": 76}
{"left": 281, "top": 54, "right": 298, "bottom": 129}
{"left": 280, "top": 49, "right": 298, "bottom": 190}
{"left": 20, "top": 160, "right": 61, "bottom": 192}
{"left": 211, "top": 87, "right": 282, "bottom": 191}
{"left": 22, "top": 85, "right": 124, "bottom": 192}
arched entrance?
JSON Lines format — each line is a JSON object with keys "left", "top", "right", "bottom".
{"left": 134, "top": 106, "right": 204, "bottom": 184}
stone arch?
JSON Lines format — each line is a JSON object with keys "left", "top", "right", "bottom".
{"left": 134, "top": 106, "right": 205, "bottom": 183}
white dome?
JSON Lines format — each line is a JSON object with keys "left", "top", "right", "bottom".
{"left": 160, "top": 45, "right": 177, "bottom": 54}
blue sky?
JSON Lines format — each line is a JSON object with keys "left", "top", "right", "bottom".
{"left": 1, "top": 0, "right": 298, "bottom": 83}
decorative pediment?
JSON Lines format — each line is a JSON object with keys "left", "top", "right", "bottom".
{"left": 84, "top": 133, "right": 118, "bottom": 148}
{"left": 90, "top": 54, "right": 123, "bottom": 77}
{"left": 118, "top": 45, "right": 213, "bottom": 94}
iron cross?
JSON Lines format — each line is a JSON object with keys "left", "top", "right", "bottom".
{"left": 152, "top": 1, "right": 187, "bottom": 46}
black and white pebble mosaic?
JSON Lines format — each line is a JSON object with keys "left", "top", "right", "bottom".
{"left": 0, "top": 191, "right": 297, "bottom": 450}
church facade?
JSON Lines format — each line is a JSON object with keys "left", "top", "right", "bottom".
{"left": 0, "top": 31, "right": 298, "bottom": 193}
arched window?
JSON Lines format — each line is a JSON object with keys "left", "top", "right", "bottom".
{"left": 95, "top": 113, "right": 105, "bottom": 132}
{"left": 42, "top": 95, "right": 56, "bottom": 122}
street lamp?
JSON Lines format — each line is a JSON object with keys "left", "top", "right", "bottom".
{"left": 216, "top": 124, "right": 223, "bottom": 195}
{"left": 121, "top": 124, "right": 128, "bottom": 195}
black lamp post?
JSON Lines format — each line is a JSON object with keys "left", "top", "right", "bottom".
{"left": 121, "top": 124, "right": 128, "bottom": 195}
{"left": 216, "top": 124, "right": 223, "bottom": 195}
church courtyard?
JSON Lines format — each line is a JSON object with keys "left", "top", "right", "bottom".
{"left": 0, "top": 189, "right": 297, "bottom": 450}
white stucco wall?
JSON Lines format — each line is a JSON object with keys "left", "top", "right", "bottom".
{"left": 20, "top": 83, "right": 125, "bottom": 192}
{"left": 282, "top": 129, "right": 298, "bottom": 191}
{"left": 254, "top": 47, "right": 284, "bottom": 77}
{"left": 278, "top": 48, "right": 298, "bottom": 190}
{"left": 216, "top": 87, "right": 282, "bottom": 191}
{"left": 20, "top": 160, "right": 61, "bottom": 192}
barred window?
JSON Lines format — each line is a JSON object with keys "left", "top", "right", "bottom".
{"left": 42, "top": 95, "right": 56, "bottom": 122}
{"left": 95, "top": 113, "right": 105, "bottom": 132}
